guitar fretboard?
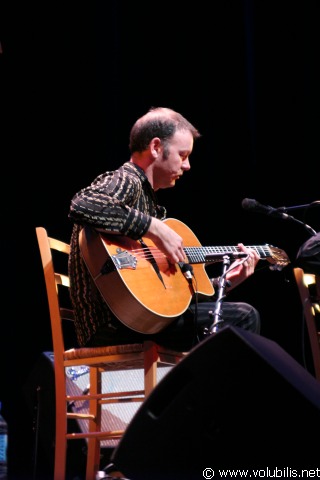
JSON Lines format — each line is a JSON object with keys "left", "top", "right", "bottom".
{"left": 184, "top": 245, "right": 272, "bottom": 264}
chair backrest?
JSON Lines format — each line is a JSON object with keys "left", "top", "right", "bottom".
{"left": 35, "top": 227, "right": 72, "bottom": 358}
{"left": 293, "top": 267, "right": 320, "bottom": 380}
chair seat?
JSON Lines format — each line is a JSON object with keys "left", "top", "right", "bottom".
{"left": 65, "top": 342, "right": 145, "bottom": 359}
{"left": 64, "top": 343, "right": 186, "bottom": 370}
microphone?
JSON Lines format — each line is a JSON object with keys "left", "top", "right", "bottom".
{"left": 242, "top": 198, "right": 317, "bottom": 236}
{"left": 241, "top": 198, "right": 288, "bottom": 219}
{"left": 179, "top": 262, "right": 194, "bottom": 281}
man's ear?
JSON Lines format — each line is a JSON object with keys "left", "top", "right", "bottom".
{"left": 150, "top": 137, "right": 162, "bottom": 157}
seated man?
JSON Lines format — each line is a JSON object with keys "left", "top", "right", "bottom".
{"left": 68, "top": 106, "right": 261, "bottom": 352}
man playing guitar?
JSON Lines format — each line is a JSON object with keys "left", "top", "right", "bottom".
{"left": 68, "top": 107, "right": 288, "bottom": 351}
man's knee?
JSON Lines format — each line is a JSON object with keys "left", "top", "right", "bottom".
{"left": 242, "top": 303, "right": 261, "bottom": 334}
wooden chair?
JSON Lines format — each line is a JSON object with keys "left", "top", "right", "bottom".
{"left": 35, "top": 226, "right": 185, "bottom": 480}
{"left": 293, "top": 267, "right": 320, "bottom": 380}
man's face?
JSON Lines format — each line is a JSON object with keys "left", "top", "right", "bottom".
{"left": 154, "top": 130, "right": 193, "bottom": 190}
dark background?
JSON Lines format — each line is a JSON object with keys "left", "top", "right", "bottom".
{"left": 1, "top": 1, "right": 320, "bottom": 478}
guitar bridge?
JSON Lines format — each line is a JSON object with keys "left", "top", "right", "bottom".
{"left": 111, "top": 249, "right": 137, "bottom": 270}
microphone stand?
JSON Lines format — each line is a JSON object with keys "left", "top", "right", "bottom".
{"left": 287, "top": 217, "right": 316, "bottom": 237}
{"left": 209, "top": 255, "right": 232, "bottom": 334}
{"left": 276, "top": 201, "right": 320, "bottom": 212}
{"left": 275, "top": 201, "right": 320, "bottom": 237}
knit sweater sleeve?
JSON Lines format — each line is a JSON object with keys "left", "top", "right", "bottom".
{"left": 68, "top": 165, "right": 154, "bottom": 240}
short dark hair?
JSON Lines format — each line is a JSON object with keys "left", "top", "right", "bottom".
{"left": 129, "top": 107, "right": 201, "bottom": 153}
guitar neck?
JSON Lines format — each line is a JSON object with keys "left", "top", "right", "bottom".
{"left": 184, "top": 245, "right": 272, "bottom": 265}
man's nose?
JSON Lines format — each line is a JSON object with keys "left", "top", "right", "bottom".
{"left": 182, "top": 158, "right": 191, "bottom": 170}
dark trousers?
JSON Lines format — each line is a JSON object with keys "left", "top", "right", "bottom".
{"left": 88, "top": 301, "right": 261, "bottom": 352}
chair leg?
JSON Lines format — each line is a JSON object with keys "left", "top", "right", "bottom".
{"left": 86, "top": 367, "right": 102, "bottom": 480}
{"left": 55, "top": 364, "right": 68, "bottom": 480}
{"left": 144, "top": 341, "right": 158, "bottom": 397}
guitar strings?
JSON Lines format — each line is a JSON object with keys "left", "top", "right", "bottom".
{"left": 120, "top": 245, "right": 287, "bottom": 267}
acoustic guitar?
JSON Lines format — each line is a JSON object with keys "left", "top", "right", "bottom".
{"left": 79, "top": 218, "right": 290, "bottom": 334}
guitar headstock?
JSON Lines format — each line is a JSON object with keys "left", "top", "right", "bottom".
{"left": 266, "top": 245, "right": 291, "bottom": 271}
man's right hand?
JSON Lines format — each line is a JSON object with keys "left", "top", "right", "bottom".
{"left": 144, "top": 217, "right": 186, "bottom": 264}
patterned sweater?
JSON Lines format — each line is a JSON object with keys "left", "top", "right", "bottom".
{"left": 68, "top": 162, "right": 166, "bottom": 346}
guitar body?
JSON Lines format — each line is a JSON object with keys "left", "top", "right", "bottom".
{"left": 79, "top": 218, "right": 214, "bottom": 334}
{"left": 79, "top": 217, "right": 290, "bottom": 334}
